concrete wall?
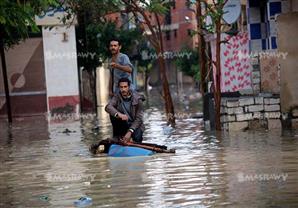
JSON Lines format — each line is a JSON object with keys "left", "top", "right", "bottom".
{"left": 221, "top": 96, "right": 281, "bottom": 131}
{"left": 276, "top": 12, "right": 298, "bottom": 113}
{"left": 42, "top": 25, "right": 80, "bottom": 117}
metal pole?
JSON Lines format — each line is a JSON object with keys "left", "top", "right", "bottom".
{"left": 0, "top": 29, "right": 12, "bottom": 124}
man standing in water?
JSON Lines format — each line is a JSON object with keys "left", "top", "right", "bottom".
{"left": 108, "top": 38, "right": 134, "bottom": 96}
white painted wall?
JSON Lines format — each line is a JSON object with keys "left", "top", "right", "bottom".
{"left": 42, "top": 25, "right": 79, "bottom": 97}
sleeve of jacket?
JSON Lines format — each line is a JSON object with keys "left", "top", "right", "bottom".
{"left": 105, "top": 96, "right": 119, "bottom": 117}
{"left": 130, "top": 100, "right": 144, "bottom": 130}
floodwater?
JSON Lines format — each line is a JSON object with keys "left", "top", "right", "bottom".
{"left": 1, "top": 87, "right": 298, "bottom": 208}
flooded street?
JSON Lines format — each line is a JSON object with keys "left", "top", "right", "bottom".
{"left": 1, "top": 88, "right": 298, "bottom": 207}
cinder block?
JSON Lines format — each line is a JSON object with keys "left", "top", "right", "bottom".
{"left": 268, "top": 119, "right": 281, "bottom": 130}
{"left": 221, "top": 100, "right": 226, "bottom": 106}
{"left": 226, "top": 100, "right": 239, "bottom": 108}
{"left": 253, "top": 112, "right": 262, "bottom": 119}
{"left": 248, "top": 105, "right": 264, "bottom": 112}
{"left": 227, "top": 107, "right": 244, "bottom": 115}
{"left": 264, "top": 112, "right": 281, "bottom": 119}
{"left": 224, "top": 115, "right": 236, "bottom": 122}
{"left": 228, "top": 122, "right": 249, "bottom": 131}
{"left": 264, "top": 98, "right": 280, "bottom": 105}
{"left": 264, "top": 105, "right": 280, "bottom": 112}
{"left": 239, "top": 98, "right": 255, "bottom": 106}
{"left": 255, "top": 97, "right": 264, "bottom": 104}
{"left": 236, "top": 113, "right": 253, "bottom": 121}
{"left": 249, "top": 120, "right": 267, "bottom": 130}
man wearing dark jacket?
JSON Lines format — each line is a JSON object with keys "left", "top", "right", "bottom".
{"left": 105, "top": 78, "right": 144, "bottom": 143}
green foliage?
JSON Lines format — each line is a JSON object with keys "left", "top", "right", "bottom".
{"left": 78, "top": 21, "right": 143, "bottom": 70}
{"left": 0, "top": 0, "right": 60, "bottom": 48}
{"left": 175, "top": 47, "right": 200, "bottom": 81}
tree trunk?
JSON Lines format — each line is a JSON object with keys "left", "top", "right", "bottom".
{"left": 214, "top": 21, "right": 222, "bottom": 131}
{"left": 157, "top": 55, "right": 175, "bottom": 126}
{"left": 155, "top": 13, "right": 175, "bottom": 127}
{"left": 196, "top": 1, "right": 207, "bottom": 96}
{"left": 0, "top": 25, "right": 12, "bottom": 124}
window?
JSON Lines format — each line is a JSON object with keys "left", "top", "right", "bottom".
{"left": 187, "top": 29, "right": 192, "bottom": 37}
{"left": 172, "top": 0, "right": 176, "bottom": 9}
{"left": 166, "top": 31, "right": 171, "bottom": 40}
{"left": 165, "top": 10, "right": 171, "bottom": 25}
{"left": 174, "top": 29, "right": 177, "bottom": 38}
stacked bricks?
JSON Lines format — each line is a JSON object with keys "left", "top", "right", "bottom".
{"left": 221, "top": 96, "right": 281, "bottom": 131}
{"left": 251, "top": 56, "right": 261, "bottom": 94}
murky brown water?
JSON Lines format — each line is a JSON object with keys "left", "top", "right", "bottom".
{"left": 1, "top": 88, "right": 298, "bottom": 207}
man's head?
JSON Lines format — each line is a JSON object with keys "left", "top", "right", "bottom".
{"left": 118, "top": 77, "right": 131, "bottom": 97}
{"left": 109, "top": 38, "right": 121, "bottom": 55}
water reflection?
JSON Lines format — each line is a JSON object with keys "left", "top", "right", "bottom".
{"left": 0, "top": 88, "right": 298, "bottom": 207}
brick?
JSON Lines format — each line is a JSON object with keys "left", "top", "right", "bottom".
{"left": 226, "top": 100, "right": 239, "bottom": 108}
{"left": 227, "top": 107, "right": 244, "bottom": 115}
{"left": 264, "top": 98, "right": 280, "bottom": 105}
{"left": 248, "top": 105, "right": 264, "bottom": 112}
{"left": 264, "top": 105, "right": 280, "bottom": 112}
{"left": 255, "top": 97, "right": 264, "bottom": 104}
{"left": 268, "top": 119, "right": 281, "bottom": 130}
{"left": 228, "top": 122, "right": 249, "bottom": 131}
{"left": 249, "top": 120, "right": 267, "bottom": 130}
{"left": 236, "top": 113, "right": 253, "bottom": 121}
{"left": 221, "top": 115, "right": 236, "bottom": 122}
{"left": 221, "top": 106, "right": 225, "bottom": 114}
{"left": 221, "top": 100, "right": 226, "bottom": 106}
{"left": 239, "top": 98, "right": 254, "bottom": 106}
{"left": 264, "top": 112, "right": 281, "bottom": 119}
{"left": 253, "top": 112, "right": 262, "bottom": 119}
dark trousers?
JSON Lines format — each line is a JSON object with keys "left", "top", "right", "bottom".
{"left": 109, "top": 115, "right": 143, "bottom": 143}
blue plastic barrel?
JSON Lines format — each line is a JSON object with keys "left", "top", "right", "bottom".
{"left": 108, "top": 144, "right": 154, "bottom": 157}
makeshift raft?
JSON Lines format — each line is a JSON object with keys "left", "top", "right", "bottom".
{"left": 90, "top": 138, "right": 175, "bottom": 157}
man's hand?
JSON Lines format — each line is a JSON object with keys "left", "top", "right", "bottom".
{"left": 122, "top": 131, "right": 132, "bottom": 142}
{"left": 110, "top": 62, "right": 119, "bottom": 69}
{"left": 118, "top": 113, "right": 128, "bottom": 121}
